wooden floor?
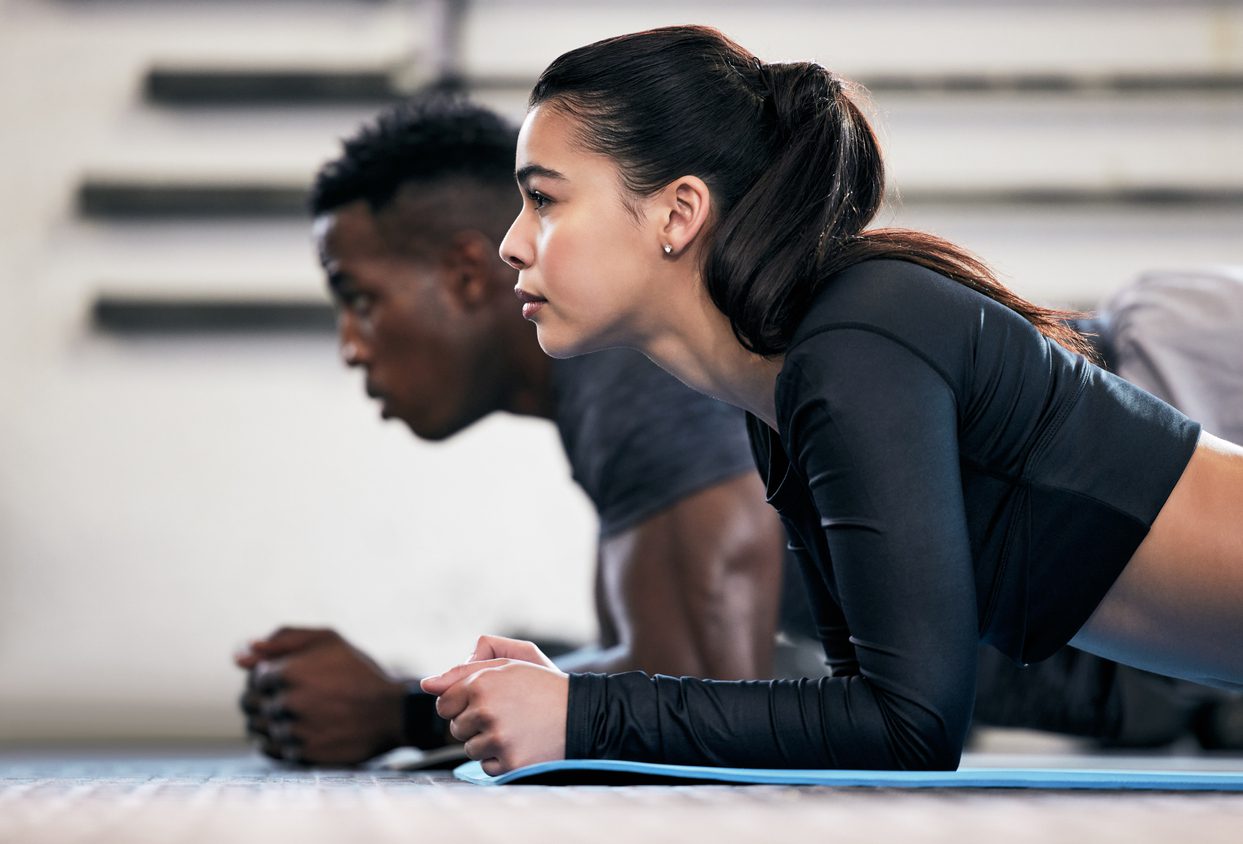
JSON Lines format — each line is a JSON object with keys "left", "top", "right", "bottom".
{"left": 3, "top": 745, "right": 1243, "bottom": 844}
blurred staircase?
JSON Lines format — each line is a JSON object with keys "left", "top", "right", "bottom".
{"left": 76, "top": 0, "right": 1243, "bottom": 333}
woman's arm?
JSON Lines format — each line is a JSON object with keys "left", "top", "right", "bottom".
{"left": 566, "top": 329, "right": 980, "bottom": 770}
{"left": 780, "top": 520, "right": 858, "bottom": 677}
{"left": 426, "top": 329, "right": 980, "bottom": 772}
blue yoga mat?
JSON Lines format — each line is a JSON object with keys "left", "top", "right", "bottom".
{"left": 454, "top": 759, "right": 1243, "bottom": 790}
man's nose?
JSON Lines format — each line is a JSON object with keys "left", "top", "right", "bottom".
{"left": 340, "top": 340, "right": 364, "bottom": 366}
{"left": 337, "top": 315, "right": 369, "bottom": 367}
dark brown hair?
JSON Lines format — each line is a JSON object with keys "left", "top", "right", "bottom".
{"left": 530, "top": 26, "right": 1092, "bottom": 358}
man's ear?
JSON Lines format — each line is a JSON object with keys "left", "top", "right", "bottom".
{"left": 440, "top": 230, "right": 502, "bottom": 311}
{"left": 657, "top": 176, "right": 712, "bottom": 257}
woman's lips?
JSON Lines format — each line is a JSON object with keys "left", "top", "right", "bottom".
{"left": 515, "top": 287, "right": 548, "bottom": 320}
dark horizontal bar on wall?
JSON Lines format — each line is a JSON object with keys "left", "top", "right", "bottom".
{"left": 79, "top": 180, "right": 309, "bottom": 218}
{"left": 855, "top": 71, "right": 1243, "bottom": 95}
{"left": 141, "top": 67, "right": 1243, "bottom": 107}
{"left": 895, "top": 186, "right": 1243, "bottom": 207}
{"left": 93, "top": 296, "right": 336, "bottom": 335}
{"left": 77, "top": 177, "right": 1243, "bottom": 219}
{"left": 146, "top": 68, "right": 404, "bottom": 105}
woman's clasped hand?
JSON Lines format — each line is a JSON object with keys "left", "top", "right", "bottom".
{"left": 421, "top": 635, "right": 569, "bottom": 775}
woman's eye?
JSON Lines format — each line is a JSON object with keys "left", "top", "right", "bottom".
{"left": 527, "top": 190, "right": 551, "bottom": 211}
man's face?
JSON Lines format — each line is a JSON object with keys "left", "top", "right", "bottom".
{"left": 314, "top": 200, "right": 492, "bottom": 441}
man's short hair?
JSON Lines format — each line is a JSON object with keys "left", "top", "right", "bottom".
{"left": 310, "top": 94, "right": 519, "bottom": 217}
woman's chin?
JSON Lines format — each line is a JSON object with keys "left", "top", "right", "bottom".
{"left": 536, "top": 326, "right": 596, "bottom": 359}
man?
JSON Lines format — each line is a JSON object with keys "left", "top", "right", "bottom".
{"left": 238, "top": 97, "right": 1241, "bottom": 765}
{"left": 1089, "top": 266, "right": 1243, "bottom": 446}
{"left": 235, "top": 96, "right": 787, "bottom": 765}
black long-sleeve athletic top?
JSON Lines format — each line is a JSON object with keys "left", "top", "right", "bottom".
{"left": 565, "top": 259, "right": 1201, "bottom": 770}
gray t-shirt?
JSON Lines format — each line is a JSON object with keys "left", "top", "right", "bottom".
{"left": 1101, "top": 267, "right": 1243, "bottom": 445}
{"left": 550, "top": 349, "right": 756, "bottom": 538}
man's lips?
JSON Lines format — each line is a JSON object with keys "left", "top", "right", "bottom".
{"left": 364, "top": 383, "right": 392, "bottom": 418}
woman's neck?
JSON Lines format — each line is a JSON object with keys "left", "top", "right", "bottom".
{"left": 635, "top": 276, "right": 784, "bottom": 430}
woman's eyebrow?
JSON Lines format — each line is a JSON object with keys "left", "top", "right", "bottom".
{"left": 516, "top": 164, "right": 567, "bottom": 186}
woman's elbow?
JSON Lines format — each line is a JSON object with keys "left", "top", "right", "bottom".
{"left": 889, "top": 700, "right": 971, "bottom": 771}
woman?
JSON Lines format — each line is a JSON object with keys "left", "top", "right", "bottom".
{"left": 421, "top": 26, "right": 1243, "bottom": 775}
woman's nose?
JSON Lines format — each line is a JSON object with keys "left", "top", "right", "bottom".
{"left": 499, "top": 215, "right": 531, "bottom": 270}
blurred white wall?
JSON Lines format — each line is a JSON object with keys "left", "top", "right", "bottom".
{"left": 1, "top": 0, "right": 1240, "bottom": 741}
{"left": 0, "top": 0, "right": 599, "bottom": 742}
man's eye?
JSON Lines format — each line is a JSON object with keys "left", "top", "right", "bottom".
{"left": 346, "top": 294, "right": 374, "bottom": 315}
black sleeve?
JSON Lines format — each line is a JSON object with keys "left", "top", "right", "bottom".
{"left": 565, "top": 329, "right": 978, "bottom": 770}
{"left": 553, "top": 350, "right": 756, "bottom": 538}
{"left": 780, "top": 517, "right": 857, "bottom": 676}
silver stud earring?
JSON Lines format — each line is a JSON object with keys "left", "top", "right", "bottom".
{"left": 663, "top": 244, "right": 673, "bottom": 255}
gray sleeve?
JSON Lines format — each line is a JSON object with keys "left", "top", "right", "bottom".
{"left": 1102, "top": 267, "right": 1243, "bottom": 444}
{"left": 552, "top": 350, "right": 757, "bottom": 538}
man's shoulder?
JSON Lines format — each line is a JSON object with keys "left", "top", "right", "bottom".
{"left": 549, "top": 350, "right": 755, "bottom": 537}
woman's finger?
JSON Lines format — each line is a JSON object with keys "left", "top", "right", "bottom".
{"left": 421, "top": 658, "right": 508, "bottom": 696}
{"left": 469, "top": 635, "right": 554, "bottom": 668}
{"left": 448, "top": 703, "right": 494, "bottom": 743}
{"left": 464, "top": 733, "right": 500, "bottom": 763}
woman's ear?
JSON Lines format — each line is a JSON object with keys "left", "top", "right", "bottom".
{"left": 657, "top": 176, "right": 712, "bottom": 257}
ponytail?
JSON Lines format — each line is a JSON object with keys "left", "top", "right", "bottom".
{"left": 531, "top": 26, "right": 1095, "bottom": 359}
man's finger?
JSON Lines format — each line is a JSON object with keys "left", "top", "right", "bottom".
{"left": 234, "top": 647, "right": 262, "bottom": 670}
{"left": 249, "top": 732, "right": 284, "bottom": 762}
{"left": 260, "top": 692, "right": 295, "bottom": 723}
{"left": 243, "top": 713, "right": 272, "bottom": 742}
{"left": 251, "top": 660, "right": 287, "bottom": 694}
{"left": 256, "top": 726, "right": 304, "bottom": 765}
{"left": 267, "top": 718, "right": 301, "bottom": 745}
{"left": 278, "top": 741, "right": 307, "bottom": 765}
{"left": 249, "top": 627, "right": 336, "bottom": 658}
{"left": 238, "top": 687, "right": 266, "bottom": 717}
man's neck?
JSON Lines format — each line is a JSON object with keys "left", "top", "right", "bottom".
{"left": 498, "top": 318, "right": 558, "bottom": 422}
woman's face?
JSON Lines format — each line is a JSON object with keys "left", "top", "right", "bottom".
{"left": 499, "top": 105, "right": 659, "bottom": 358}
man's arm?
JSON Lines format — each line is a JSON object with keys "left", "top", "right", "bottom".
{"left": 237, "top": 472, "right": 784, "bottom": 762}
{"left": 558, "top": 471, "right": 785, "bottom": 680}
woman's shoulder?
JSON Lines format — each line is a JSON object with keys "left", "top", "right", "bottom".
{"left": 788, "top": 259, "right": 993, "bottom": 351}
{"left": 777, "top": 259, "right": 1056, "bottom": 430}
